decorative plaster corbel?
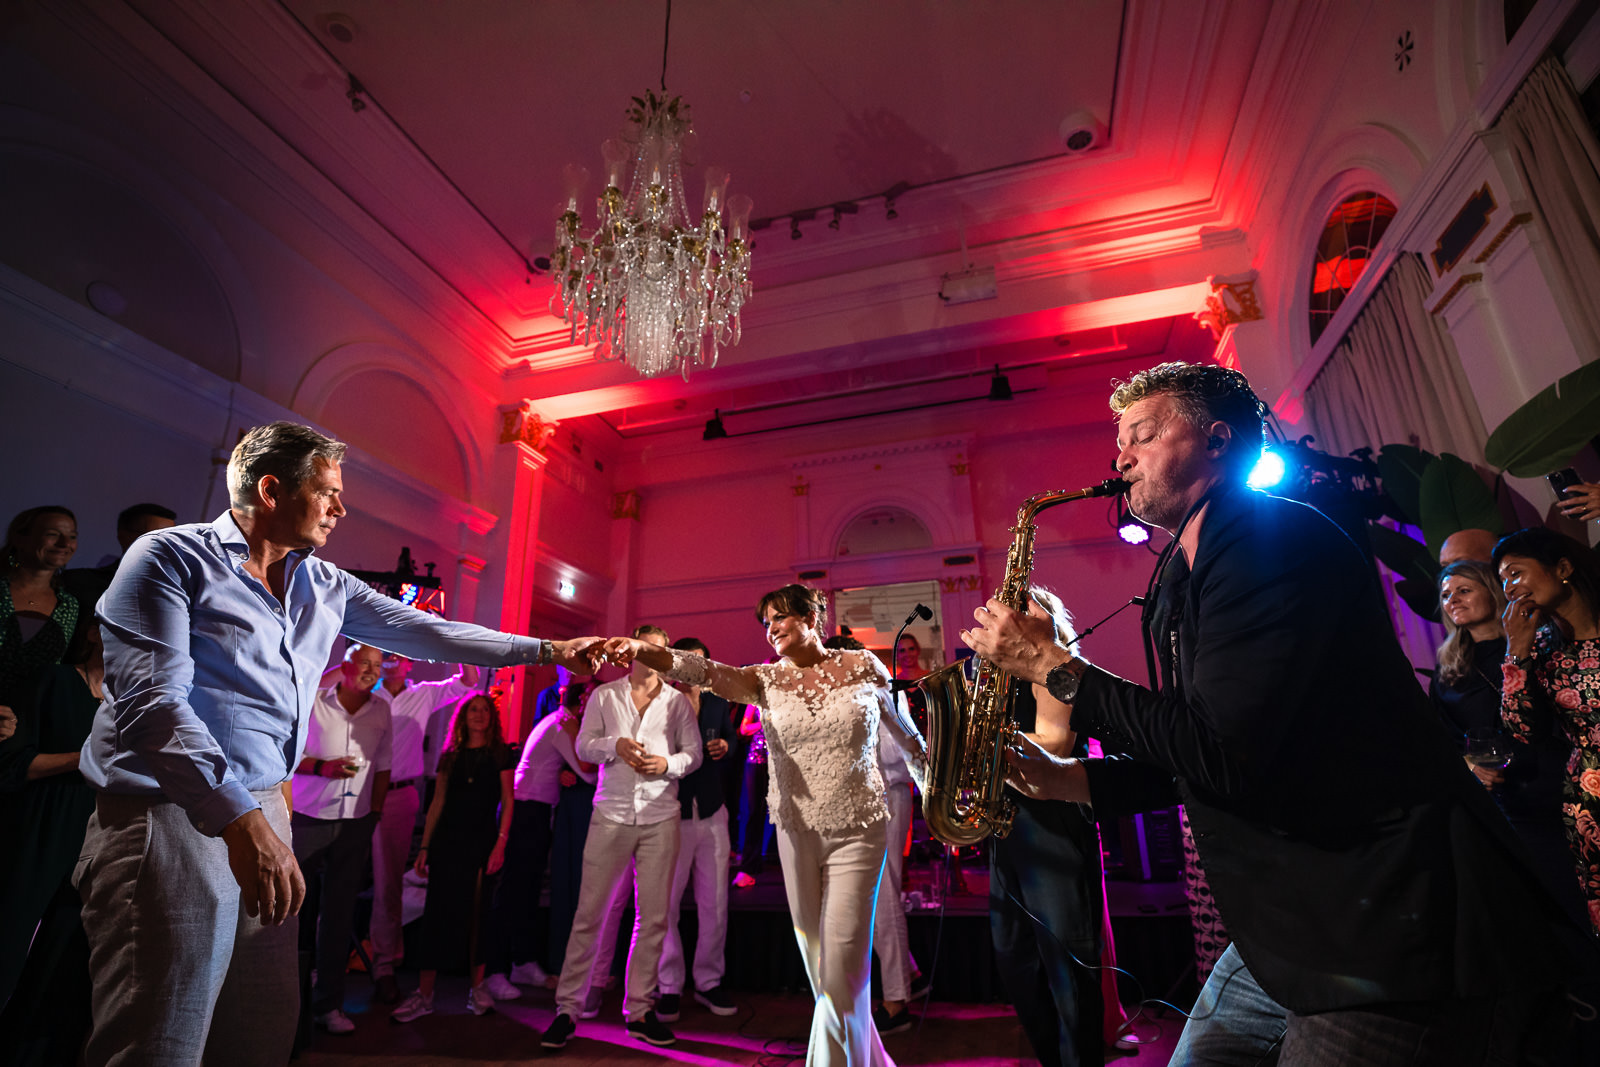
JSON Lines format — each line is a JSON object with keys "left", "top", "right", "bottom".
{"left": 498, "top": 399, "right": 559, "bottom": 453}
{"left": 1194, "top": 272, "right": 1264, "bottom": 342}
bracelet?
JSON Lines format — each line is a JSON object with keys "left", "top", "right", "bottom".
{"left": 1508, "top": 653, "right": 1535, "bottom": 669}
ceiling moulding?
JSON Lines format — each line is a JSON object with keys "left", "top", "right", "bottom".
{"left": 523, "top": 283, "right": 1211, "bottom": 423}
{"left": 503, "top": 204, "right": 1240, "bottom": 376}
{"left": 56, "top": 0, "right": 512, "bottom": 372}
{"left": 0, "top": 261, "right": 234, "bottom": 448}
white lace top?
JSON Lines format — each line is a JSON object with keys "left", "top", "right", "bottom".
{"left": 668, "top": 647, "right": 927, "bottom": 833}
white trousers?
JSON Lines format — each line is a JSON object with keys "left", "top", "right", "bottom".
{"left": 367, "top": 781, "right": 420, "bottom": 978}
{"left": 659, "top": 811, "right": 731, "bottom": 994}
{"left": 777, "top": 819, "right": 896, "bottom": 1067}
{"left": 554, "top": 815, "right": 679, "bottom": 1021}
{"left": 871, "top": 784, "right": 918, "bottom": 1001}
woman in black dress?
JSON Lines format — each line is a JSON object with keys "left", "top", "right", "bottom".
{"left": 392, "top": 692, "right": 515, "bottom": 1022}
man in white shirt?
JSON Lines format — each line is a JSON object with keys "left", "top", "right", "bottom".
{"left": 364, "top": 653, "right": 478, "bottom": 1002}
{"left": 290, "top": 644, "right": 392, "bottom": 1035}
{"left": 541, "top": 626, "right": 701, "bottom": 1051}
{"left": 480, "top": 678, "right": 592, "bottom": 998}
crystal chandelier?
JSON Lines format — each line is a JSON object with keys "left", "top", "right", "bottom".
{"left": 551, "top": 90, "right": 753, "bottom": 380}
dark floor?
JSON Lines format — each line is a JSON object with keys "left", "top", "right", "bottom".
{"left": 293, "top": 973, "right": 1185, "bottom": 1066}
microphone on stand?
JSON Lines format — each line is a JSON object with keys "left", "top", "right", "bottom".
{"left": 901, "top": 603, "right": 933, "bottom": 628}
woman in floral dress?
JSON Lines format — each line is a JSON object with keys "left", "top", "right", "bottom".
{"left": 607, "top": 585, "right": 928, "bottom": 1067}
{"left": 1496, "top": 526, "right": 1600, "bottom": 933}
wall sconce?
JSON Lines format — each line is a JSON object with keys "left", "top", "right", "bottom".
{"left": 557, "top": 578, "right": 577, "bottom": 600}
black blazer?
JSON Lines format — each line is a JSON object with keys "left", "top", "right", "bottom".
{"left": 1075, "top": 482, "right": 1574, "bottom": 1012}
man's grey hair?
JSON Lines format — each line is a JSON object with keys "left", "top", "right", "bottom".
{"left": 1108, "top": 361, "right": 1267, "bottom": 475}
{"left": 227, "top": 422, "right": 347, "bottom": 510}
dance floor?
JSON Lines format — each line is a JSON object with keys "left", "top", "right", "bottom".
{"left": 293, "top": 977, "right": 1185, "bottom": 1065}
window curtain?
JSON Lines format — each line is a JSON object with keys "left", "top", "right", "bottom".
{"left": 1302, "top": 252, "right": 1488, "bottom": 463}
{"left": 1496, "top": 55, "right": 1600, "bottom": 365}
{"left": 1301, "top": 253, "right": 1487, "bottom": 677}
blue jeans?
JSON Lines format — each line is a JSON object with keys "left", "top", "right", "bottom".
{"left": 1172, "top": 943, "right": 1559, "bottom": 1066}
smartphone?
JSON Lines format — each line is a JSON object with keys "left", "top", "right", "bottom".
{"left": 1548, "top": 468, "right": 1583, "bottom": 499}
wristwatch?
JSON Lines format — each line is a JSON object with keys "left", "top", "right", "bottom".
{"left": 537, "top": 640, "right": 555, "bottom": 666}
{"left": 1045, "top": 660, "right": 1084, "bottom": 704}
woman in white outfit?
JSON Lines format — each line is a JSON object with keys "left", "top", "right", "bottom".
{"left": 606, "top": 584, "right": 928, "bottom": 1066}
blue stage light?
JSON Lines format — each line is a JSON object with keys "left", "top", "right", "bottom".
{"left": 1247, "top": 448, "right": 1288, "bottom": 490}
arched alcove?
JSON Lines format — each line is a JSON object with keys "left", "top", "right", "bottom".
{"left": 319, "top": 369, "right": 471, "bottom": 501}
{"left": 835, "top": 505, "right": 934, "bottom": 556}
{"left": 0, "top": 144, "right": 240, "bottom": 381}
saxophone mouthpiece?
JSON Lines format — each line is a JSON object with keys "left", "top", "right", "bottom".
{"left": 1095, "top": 477, "right": 1130, "bottom": 497}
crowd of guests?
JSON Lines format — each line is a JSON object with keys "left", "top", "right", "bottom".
{"left": 5, "top": 400, "right": 1600, "bottom": 1066}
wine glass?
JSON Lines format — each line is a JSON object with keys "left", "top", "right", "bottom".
{"left": 1463, "top": 729, "right": 1511, "bottom": 773}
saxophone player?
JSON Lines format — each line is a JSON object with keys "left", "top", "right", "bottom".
{"left": 963, "top": 362, "right": 1578, "bottom": 1067}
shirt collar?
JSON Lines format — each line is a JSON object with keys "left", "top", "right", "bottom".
{"left": 210, "top": 510, "right": 316, "bottom": 564}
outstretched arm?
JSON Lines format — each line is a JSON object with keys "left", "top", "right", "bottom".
{"left": 603, "top": 638, "right": 765, "bottom": 707}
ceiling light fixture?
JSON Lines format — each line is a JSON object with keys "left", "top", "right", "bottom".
{"left": 549, "top": 5, "right": 752, "bottom": 380}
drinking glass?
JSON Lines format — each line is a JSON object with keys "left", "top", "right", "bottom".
{"left": 1463, "top": 729, "right": 1511, "bottom": 772}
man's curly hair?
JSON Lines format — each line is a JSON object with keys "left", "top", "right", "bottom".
{"left": 1109, "top": 362, "right": 1267, "bottom": 474}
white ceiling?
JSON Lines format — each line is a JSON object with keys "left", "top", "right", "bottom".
{"left": 110, "top": 0, "right": 1274, "bottom": 426}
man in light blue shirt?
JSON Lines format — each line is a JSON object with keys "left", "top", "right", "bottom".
{"left": 74, "top": 421, "right": 601, "bottom": 1067}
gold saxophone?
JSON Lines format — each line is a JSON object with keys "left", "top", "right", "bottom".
{"left": 916, "top": 477, "right": 1128, "bottom": 846}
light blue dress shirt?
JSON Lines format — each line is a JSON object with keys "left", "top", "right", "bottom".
{"left": 80, "top": 512, "right": 545, "bottom": 836}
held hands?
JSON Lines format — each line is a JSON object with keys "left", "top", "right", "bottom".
{"left": 960, "top": 598, "right": 1071, "bottom": 686}
{"left": 558, "top": 768, "right": 578, "bottom": 788}
{"left": 220, "top": 808, "right": 306, "bottom": 927}
{"left": 1557, "top": 482, "right": 1600, "bottom": 523}
{"left": 601, "top": 636, "right": 648, "bottom": 668}
{"left": 552, "top": 637, "right": 606, "bottom": 674}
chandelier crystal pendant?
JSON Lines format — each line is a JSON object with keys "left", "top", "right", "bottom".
{"left": 551, "top": 90, "right": 753, "bottom": 380}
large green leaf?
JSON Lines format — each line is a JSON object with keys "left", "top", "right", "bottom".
{"left": 1417, "top": 453, "right": 1503, "bottom": 560}
{"left": 1366, "top": 522, "right": 1436, "bottom": 584}
{"left": 1484, "top": 360, "right": 1600, "bottom": 477}
{"left": 1374, "top": 444, "right": 1436, "bottom": 525}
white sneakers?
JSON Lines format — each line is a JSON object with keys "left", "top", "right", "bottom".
{"left": 391, "top": 990, "right": 434, "bottom": 1023}
{"left": 509, "top": 960, "right": 551, "bottom": 987}
{"left": 483, "top": 973, "right": 523, "bottom": 1001}
{"left": 314, "top": 1008, "right": 355, "bottom": 1034}
{"left": 468, "top": 983, "right": 495, "bottom": 1016}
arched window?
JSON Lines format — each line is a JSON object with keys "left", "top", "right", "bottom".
{"left": 835, "top": 507, "right": 931, "bottom": 556}
{"left": 1309, "top": 192, "right": 1397, "bottom": 345}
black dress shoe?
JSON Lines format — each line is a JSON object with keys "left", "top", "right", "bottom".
{"left": 541, "top": 1013, "right": 576, "bottom": 1049}
{"left": 627, "top": 1010, "right": 677, "bottom": 1046}
{"left": 873, "top": 1004, "right": 914, "bottom": 1035}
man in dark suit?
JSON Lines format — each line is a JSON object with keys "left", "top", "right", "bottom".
{"left": 963, "top": 362, "right": 1575, "bottom": 1064}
